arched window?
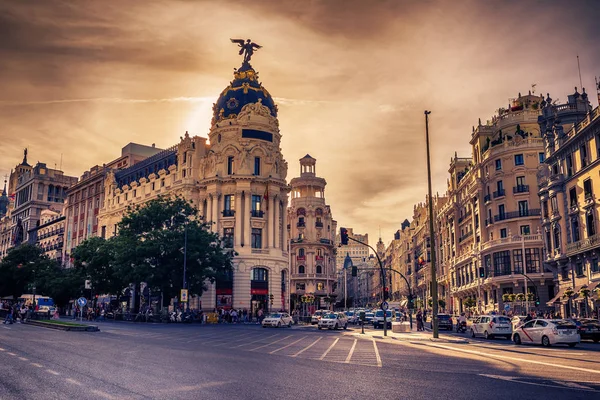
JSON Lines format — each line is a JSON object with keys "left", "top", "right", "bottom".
{"left": 251, "top": 268, "right": 268, "bottom": 282}
{"left": 298, "top": 265, "right": 305, "bottom": 274}
{"left": 316, "top": 265, "right": 322, "bottom": 274}
{"left": 297, "top": 208, "right": 306, "bottom": 216}
{"left": 553, "top": 224, "right": 561, "bottom": 251}
{"left": 571, "top": 217, "right": 580, "bottom": 242}
{"left": 315, "top": 208, "right": 323, "bottom": 216}
{"left": 298, "top": 248, "right": 305, "bottom": 257}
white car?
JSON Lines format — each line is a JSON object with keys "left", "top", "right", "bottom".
{"left": 512, "top": 319, "right": 580, "bottom": 347}
{"left": 262, "top": 313, "right": 293, "bottom": 328}
{"left": 311, "top": 310, "right": 328, "bottom": 325}
{"left": 511, "top": 315, "right": 527, "bottom": 330}
{"left": 372, "top": 310, "right": 395, "bottom": 329}
{"left": 470, "top": 315, "right": 512, "bottom": 339}
{"left": 318, "top": 312, "right": 348, "bottom": 330}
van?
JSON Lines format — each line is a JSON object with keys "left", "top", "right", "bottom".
{"left": 470, "top": 315, "right": 512, "bottom": 339}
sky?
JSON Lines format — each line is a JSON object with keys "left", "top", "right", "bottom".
{"left": 1, "top": 0, "right": 599, "bottom": 246}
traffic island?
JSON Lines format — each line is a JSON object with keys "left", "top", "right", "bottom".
{"left": 25, "top": 320, "right": 100, "bottom": 332}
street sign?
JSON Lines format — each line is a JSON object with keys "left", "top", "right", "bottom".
{"left": 77, "top": 297, "right": 87, "bottom": 307}
{"left": 504, "top": 303, "right": 511, "bottom": 311}
{"left": 381, "top": 301, "right": 389, "bottom": 311}
{"left": 84, "top": 280, "right": 92, "bottom": 290}
{"left": 180, "top": 289, "right": 188, "bottom": 303}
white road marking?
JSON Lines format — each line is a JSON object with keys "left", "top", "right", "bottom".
{"left": 46, "top": 369, "right": 60, "bottom": 376}
{"left": 90, "top": 389, "right": 117, "bottom": 399}
{"left": 269, "top": 336, "right": 307, "bottom": 354}
{"left": 292, "top": 336, "right": 322, "bottom": 357}
{"left": 232, "top": 334, "right": 278, "bottom": 348}
{"left": 480, "top": 375, "right": 598, "bottom": 392}
{"left": 554, "top": 381, "right": 595, "bottom": 390}
{"left": 7, "top": 352, "right": 16, "bottom": 356}
{"left": 432, "top": 343, "right": 600, "bottom": 375}
{"left": 372, "top": 340, "right": 382, "bottom": 367}
{"left": 0, "top": 348, "right": 4, "bottom": 351}
{"left": 3, "top": 326, "right": 11, "bottom": 329}
{"left": 344, "top": 339, "right": 357, "bottom": 363}
{"left": 213, "top": 332, "right": 256, "bottom": 345}
{"left": 31, "top": 363, "right": 43, "bottom": 368}
{"left": 319, "top": 338, "right": 339, "bottom": 360}
{"left": 249, "top": 335, "right": 292, "bottom": 351}
{"left": 66, "top": 378, "right": 82, "bottom": 386}
{"left": 152, "top": 381, "right": 230, "bottom": 393}
{"left": 18, "top": 357, "right": 28, "bottom": 361}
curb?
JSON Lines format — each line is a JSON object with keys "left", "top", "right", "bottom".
{"left": 347, "top": 332, "right": 468, "bottom": 344}
{"left": 26, "top": 320, "right": 100, "bottom": 332}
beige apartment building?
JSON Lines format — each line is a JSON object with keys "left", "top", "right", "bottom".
{"left": 29, "top": 209, "right": 65, "bottom": 263}
{"left": 288, "top": 155, "right": 337, "bottom": 312}
{"left": 538, "top": 88, "right": 599, "bottom": 317}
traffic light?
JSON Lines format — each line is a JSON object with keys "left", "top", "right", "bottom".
{"left": 269, "top": 294, "right": 274, "bottom": 306}
{"left": 535, "top": 297, "right": 540, "bottom": 306}
{"left": 478, "top": 267, "right": 485, "bottom": 278}
{"left": 340, "top": 228, "right": 349, "bottom": 245}
{"left": 351, "top": 266, "right": 358, "bottom": 277}
{"left": 407, "top": 294, "right": 415, "bottom": 309}
{"left": 384, "top": 287, "right": 390, "bottom": 301}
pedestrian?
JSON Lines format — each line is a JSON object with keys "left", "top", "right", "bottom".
{"left": 3, "top": 308, "right": 13, "bottom": 324}
{"left": 416, "top": 310, "right": 423, "bottom": 331}
{"left": 257, "top": 308, "right": 264, "bottom": 324}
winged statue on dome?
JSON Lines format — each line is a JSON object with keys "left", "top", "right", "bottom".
{"left": 230, "top": 38, "right": 262, "bottom": 63}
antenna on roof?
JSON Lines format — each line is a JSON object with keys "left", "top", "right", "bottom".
{"left": 577, "top": 55, "right": 583, "bottom": 91}
{"left": 59, "top": 153, "right": 63, "bottom": 171}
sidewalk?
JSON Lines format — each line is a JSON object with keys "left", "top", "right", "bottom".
{"left": 343, "top": 324, "right": 468, "bottom": 343}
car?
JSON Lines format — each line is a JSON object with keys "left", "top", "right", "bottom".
{"left": 344, "top": 311, "right": 358, "bottom": 325}
{"left": 262, "top": 313, "right": 293, "bottom": 328}
{"left": 512, "top": 319, "right": 580, "bottom": 347}
{"left": 570, "top": 319, "right": 600, "bottom": 343}
{"left": 310, "top": 310, "right": 328, "bottom": 325}
{"left": 372, "top": 310, "right": 395, "bottom": 329}
{"left": 318, "top": 312, "right": 348, "bottom": 330}
{"left": 364, "top": 312, "right": 375, "bottom": 325}
{"left": 470, "top": 315, "right": 512, "bottom": 339}
{"left": 437, "top": 314, "right": 453, "bottom": 331}
{"left": 511, "top": 315, "right": 527, "bottom": 330}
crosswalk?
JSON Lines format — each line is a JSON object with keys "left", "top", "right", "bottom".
{"left": 100, "top": 326, "right": 383, "bottom": 367}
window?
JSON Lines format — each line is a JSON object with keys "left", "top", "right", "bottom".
{"left": 518, "top": 200, "right": 528, "bottom": 217}
{"left": 553, "top": 224, "right": 561, "bottom": 250}
{"left": 298, "top": 265, "right": 305, "bottom": 274}
{"left": 525, "top": 248, "right": 541, "bottom": 273}
{"left": 514, "top": 154, "right": 524, "bottom": 166}
{"left": 223, "top": 228, "right": 234, "bottom": 248}
{"left": 551, "top": 196, "right": 558, "bottom": 213}
{"left": 251, "top": 268, "right": 268, "bottom": 281}
{"left": 520, "top": 225, "right": 530, "bottom": 235}
{"left": 296, "top": 282, "right": 305, "bottom": 290}
{"left": 498, "top": 204, "right": 505, "bottom": 219}
{"left": 580, "top": 144, "right": 588, "bottom": 168}
{"left": 495, "top": 159, "right": 502, "bottom": 170}
{"left": 316, "top": 282, "right": 324, "bottom": 291}
{"left": 500, "top": 228, "right": 507, "bottom": 238}
{"left": 584, "top": 179, "right": 593, "bottom": 200}
{"left": 298, "top": 248, "right": 305, "bottom": 257}
{"left": 516, "top": 176, "right": 525, "bottom": 186}
{"left": 576, "top": 262, "right": 584, "bottom": 277}
{"left": 571, "top": 217, "right": 580, "bottom": 242}
{"left": 493, "top": 250, "right": 511, "bottom": 276}
{"left": 251, "top": 228, "right": 262, "bottom": 249}
{"left": 497, "top": 180, "right": 504, "bottom": 192}
{"left": 566, "top": 154, "right": 574, "bottom": 177}
{"left": 591, "top": 258, "right": 599, "bottom": 273}
{"left": 586, "top": 211, "right": 596, "bottom": 237}
{"left": 151, "top": 182, "right": 155, "bottom": 191}
{"left": 513, "top": 249, "right": 523, "bottom": 274}
{"left": 224, "top": 194, "right": 235, "bottom": 212}
{"left": 161, "top": 179, "right": 165, "bottom": 187}
{"left": 569, "top": 187, "right": 577, "bottom": 207}
{"left": 254, "top": 157, "right": 260, "bottom": 175}
{"left": 539, "top": 152, "right": 545, "bottom": 163}
{"left": 227, "top": 156, "right": 234, "bottom": 175}
{"left": 251, "top": 195, "right": 262, "bottom": 214}
{"left": 316, "top": 265, "right": 322, "bottom": 274}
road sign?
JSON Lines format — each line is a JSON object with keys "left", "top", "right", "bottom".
{"left": 180, "top": 289, "right": 188, "bottom": 303}
{"left": 84, "top": 280, "right": 92, "bottom": 290}
{"left": 381, "top": 301, "right": 389, "bottom": 311}
{"left": 504, "top": 303, "right": 511, "bottom": 311}
{"left": 77, "top": 297, "right": 87, "bottom": 307}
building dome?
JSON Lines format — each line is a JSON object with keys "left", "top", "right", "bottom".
{"left": 212, "top": 61, "right": 278, "bottom": 125}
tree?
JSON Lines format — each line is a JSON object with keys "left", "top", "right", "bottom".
{"left": 0, "top": 244, "right": 59, "bottom": 300}
{"left": 72, "top": 236, "right": 122, "bottom": 298}
{"left": 110, "top": 196, "right": 234, "bottom": 305}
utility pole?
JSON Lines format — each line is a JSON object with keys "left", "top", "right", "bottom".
{"left": 424, "top": 110, "right": 439, "bottom": 339}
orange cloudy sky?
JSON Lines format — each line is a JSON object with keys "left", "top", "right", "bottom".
{"left": 1, "top": 0, "right": 599, "bottom": 244}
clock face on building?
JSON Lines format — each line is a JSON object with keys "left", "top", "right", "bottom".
{"left": 226, "top": 97, "right": 239, "bottom": 110}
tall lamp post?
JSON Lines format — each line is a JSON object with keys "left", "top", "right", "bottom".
{"left": 424, "top": 110, "right": 439, "bottom": 339}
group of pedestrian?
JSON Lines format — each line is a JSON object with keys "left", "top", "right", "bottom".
{"left": 2, "top": 301, "right": 36, "bottom": 324}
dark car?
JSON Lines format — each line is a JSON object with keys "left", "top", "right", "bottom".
{"left": 572, "top": 319, "right": 600, "bottom": 343}
{"left": 437, "top": 314, "right": 453, "bottom": 331}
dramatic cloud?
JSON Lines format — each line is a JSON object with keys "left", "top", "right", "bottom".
{"left": 0, "top": 0, "right": 599, "bottom": 244}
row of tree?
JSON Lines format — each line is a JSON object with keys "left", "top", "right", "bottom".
{"left": 0, "top": 197, "right": 234, "bottom": 307}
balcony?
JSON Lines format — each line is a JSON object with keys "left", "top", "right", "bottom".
{"left": 222, "top": 209, "right": 235, "bottom": 217}
{"left": 297, "top": 221, "right": 306, "bottom": 228}
{"left": 315, "top": 222, "right": 323, "bottom": 228}
{"left": 458, "top": 212, "right": 472, "bottom": 224}
{"left": 319, "top": 238, "right": 333, "bottom": 245}
{"left": 296, "top": 255, "right": 306, "bottom": 261}
{"left": 480, "top": 233, "right": 543, "bottom": 251}
{"left": 485, "top": 218, "right": 493, "bottom": 226}
{"left": 458, "top": 230, "right": 473, "bottom": 243}
{"left": 484, "top": 194, "right": 491, "bottom": 203}
{"left": 494, "top": 208, "right": 540, "bottom": 222}
{"left": 251, "top": 210, "right": 264, "bottom": 218}
{"left": 493, "top": 189, "right": 506, "bottom": 198}
{"left": 513, "top": 185, "right": 529, "bottom": 194}
{"left": 566, "top": 233, "right": 600, "bottom": 256}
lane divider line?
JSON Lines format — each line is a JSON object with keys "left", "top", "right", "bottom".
{"left": 249, "top": 335, "right": 292, "bottom": 352}
{"left": 292, "top": 336, "right": 322, "bottom": 357}
{"left": 319, "top": 338, "right": 339, "bottom": 360}
{"left": 344, "top": 339, "right": 357, "bottom": 363}
{"left": 372, "top": 340, "right": 382, "bottom": 367}
{"left": 269, "top": 336, "right": 307, "bottom": 354}
{"left": 18, "top": 357, "right": 28, "bottom": 361}
{"left": 66, "top": 378, "right": 82, "bottom": 386}
{"left": 46, "top": 369, "right": 60, "bottom": 376}
{"left": 7, "top": 352, "right": 16, "bottom": 356}
{"left": 31, "top": 363, "right": 43, "bottom": 368}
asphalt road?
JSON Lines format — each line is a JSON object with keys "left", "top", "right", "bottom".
{"left": 1, "top": 321, "right": 599, "bottom": 400}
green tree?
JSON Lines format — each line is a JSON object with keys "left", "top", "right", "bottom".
{"left": 72, "top": 236, "right": 122, "bottom": 297}
{"left": 111, "top": 196, "right": 234, "bottom": 305}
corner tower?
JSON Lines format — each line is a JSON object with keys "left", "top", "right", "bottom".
{"left": 198, "top": 55, "right": 290, "bottom": 314}
{"left": 288, "top": 155, "right": 337, "bottom": 313}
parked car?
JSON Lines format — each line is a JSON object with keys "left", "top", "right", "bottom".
{"left": 570, "top": 319, "right": 600, "bottom": 343}
{"left": 512, "top": 319, "right": 579, "bottom": 347}
{"left": 372, "top": 310, "right": 395, "bottom": 329}
{"left": 470, "top": 315, "right": 512, "bottom": 339}
{"left": 262, "top": 313, "right": 293, "bottom": 328}
{"left": 311, "top": 310, "right": 328, "bottom": 325}
{"left": 511, "top": 315, "right": 527, "bottom": 330}
{"left": 318, "top": 312, "right": 348, "bottom": 330}
{"left": 437, "top": 314, "right": 453, "bottom": 331}
{"left": 364, "top": 312, "right": 375, "bottom": 324}
{"left": 345, "top": 311, "right": 358, "bottom": 325}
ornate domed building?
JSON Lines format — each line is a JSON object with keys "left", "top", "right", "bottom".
{"left": 98, "top": 53, "right": 290, "bottom": 314}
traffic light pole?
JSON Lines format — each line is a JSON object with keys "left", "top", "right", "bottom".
{"left": 346, "top": 236, "right": 388, "bottom": 337}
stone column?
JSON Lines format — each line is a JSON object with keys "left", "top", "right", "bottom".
{"left": 235, "top": 192, "right": 242, "bottom": 247}
{"left": 274, "top": 196, "right": 280, "bottom": 249}
{"left": 244, "top": 192, "right": 251, "bottom": 247}
{"left": 207, "top": 195, "right": 213, "bottom": 232}
{"left": 282, "top": 199, "right": 289, "bottom": 251}
{"left": 267, "top": 192, "right": 274, "bottom": 249}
